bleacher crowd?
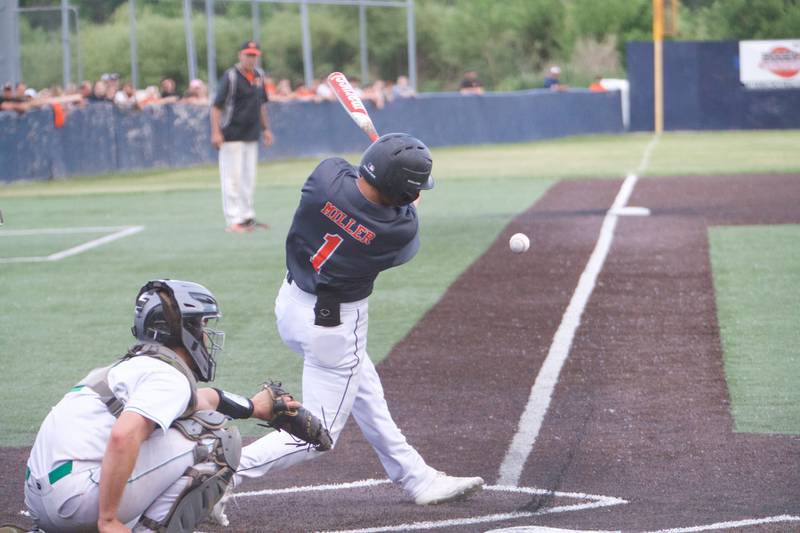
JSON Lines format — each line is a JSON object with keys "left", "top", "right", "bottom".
{"left": 1, "top": 68, "right": 608, "bottom": 121}
{"left": 0, "top": 73, "right": 419, "bottom": 116}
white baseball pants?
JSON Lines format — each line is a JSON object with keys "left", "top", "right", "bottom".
{"left": 236, "top": 279, "right": 437, "bottom": 497}
{"left": 24, "top": 429, "right": 196, "bottom": 533}
{"left": 219, "top": 141, "right": 258, "bottom": 226}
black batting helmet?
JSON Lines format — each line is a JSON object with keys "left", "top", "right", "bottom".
{"left": 359, "top": 133, "right": 434, "bottom": 206}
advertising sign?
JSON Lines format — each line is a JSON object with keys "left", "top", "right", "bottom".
{"left": 740, "top": 40, "right": 800, "bottom": 89}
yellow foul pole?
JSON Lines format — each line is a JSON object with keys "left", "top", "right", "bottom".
{"left": 653, "top": 0, "right": 664, "bottom": 133}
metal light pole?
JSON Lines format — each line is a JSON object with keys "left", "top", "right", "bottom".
{"left": 0, "top": 0, "right": 20, "bottom": 86}
{"left": 359, "top": 0, "right": 368, "bottom": 83}
{"left": 183, "top": 0, "right": 198, "bottom": 82}
{"left": 251, "top": 0, "right": 260, "bottom": 43}
{"left": 406, "top": 0, "right": 416, "bottom": 90}
{"left": 129, "top": 0, "right": 138, "bottom": 88}
{"left": 206, "top": 0, "right": 216, "bottom": 92}
{"left": 11, "top": 0, "right": 21, "bottom": 84}
{"left": 300, "top": 0, "right": 313, "bottom": 87}
{"left": 61, "top": 0, "right": 70, "bottom": 87}
{"left": 73, "top": 7, "right": 82, "bottom": 83}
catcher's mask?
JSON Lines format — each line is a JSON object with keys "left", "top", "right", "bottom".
{"left": 131, "top": 279, "right": 224, "bottom": 382}
{"left": 359, "top": 133, "right": 434, "bottom": 206}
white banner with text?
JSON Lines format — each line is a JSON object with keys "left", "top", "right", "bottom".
{"left": 740, "top": 39, "right": 800, "bottom": 89}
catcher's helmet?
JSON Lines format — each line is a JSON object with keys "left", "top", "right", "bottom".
{"left": 131, "top": 279, "right": 224, "bottom": 382}
{"left": 358, "top": 133, "right": 434, "bottom": 206}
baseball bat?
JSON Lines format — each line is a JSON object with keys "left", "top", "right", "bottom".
{"left": 326, "top": 72, "right": 380, "bottom": 142}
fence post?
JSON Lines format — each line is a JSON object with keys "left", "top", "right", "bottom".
{"left": 183, "top": 0, "right": 198, "bottom": 82}
{"left": 61, "top": 0, "right": 71, "bottom": 87}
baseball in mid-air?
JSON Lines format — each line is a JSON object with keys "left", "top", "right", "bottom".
{"left": 509, "top": 232, "right": 530, "bottom": 253}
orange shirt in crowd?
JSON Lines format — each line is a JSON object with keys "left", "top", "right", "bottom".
{"left": 52, "top": 103, "right": 66, "bottom": 128}
{"left": 293, "top": 86, "right": 315, "bottom": 100}
{"left": 589, "top": 82, "right": 606, "bottom": 92}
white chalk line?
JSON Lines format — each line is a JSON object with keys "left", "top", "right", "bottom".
{"left": 0, "top": 225, "right": 135, "bottom": 236}
{"left": 232, "top": 478, "right": 625, "bottom": 504}
{"left": 645, "top": 514, "right": 800, "bottom": 533}
{"left": 233, "top": 477, "right": 391, "bottom": 498}
{"left": 220, "top": 479, "right": 625, "bottom": 533}
{"left": 0, "top": 225, "right": 144, "bottom": 263}
{"left": 484, "top": 514, "right": 800, "bottom": 533}
{"left": 608, "top": 206, "right": 650, "bottom": 217}
{"left": 316, "top": 509, "right": 593, "bottom": 533}
{"left": 637, "top": 133, "right": 660, "bottom": 175}
{"left": 497, "top": 134, "right": 659, "bottom": 487}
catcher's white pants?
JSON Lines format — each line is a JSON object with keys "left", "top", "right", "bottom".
{"left": 236, "top": 278, "right": 437, "bottom": 497}
{"left": 219, "top": 141, "right": 258, "bottom": 226}
{"left": 24, "top": 428, "right": 196, "bottom": 532}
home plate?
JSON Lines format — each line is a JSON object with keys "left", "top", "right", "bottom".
{"left": 610, "top": 206, "right": 650, "bottom": 216}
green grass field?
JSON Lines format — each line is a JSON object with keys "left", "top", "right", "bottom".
{"left": 710, "top": 224, "right": 800, "bottom": 434}
{"left": 2, "top": 131, "right": 799, "bottom": 446}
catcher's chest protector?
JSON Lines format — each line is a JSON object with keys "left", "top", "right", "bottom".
{"left": 75, "top": 343, "right": 198, "bottom": 419}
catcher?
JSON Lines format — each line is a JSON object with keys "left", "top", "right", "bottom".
{"left": 22, "top": 279, "right": 330, "bottom": 533}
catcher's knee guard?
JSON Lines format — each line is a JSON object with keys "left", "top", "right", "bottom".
{"left": 139, "top": 410, "right": 241, "bottom": 533}
{"left": 172, "top": 410, "right": 242, "bottom": 470}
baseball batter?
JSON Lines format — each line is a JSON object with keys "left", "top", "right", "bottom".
{"left": 233, "top": 133, "right": 484, "bottom": 508}
{"left": 23, "top": 280, "right": 327, "bottom": 533}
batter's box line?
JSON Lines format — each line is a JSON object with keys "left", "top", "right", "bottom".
{"left": 0, "top": 225, "right": 144, "bottom": 263}
{"left": 229, "top": 478, "right": 627, "bottom": 533}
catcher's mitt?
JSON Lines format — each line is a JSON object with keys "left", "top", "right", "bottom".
{"left": 261, "top": 381, "right": 333, "bottom": 451}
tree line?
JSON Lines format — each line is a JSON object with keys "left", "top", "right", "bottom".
{"left": 16, "top": 0, "right": 800, "bottom": 92}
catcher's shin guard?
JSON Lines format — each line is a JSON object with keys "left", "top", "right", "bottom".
{"left": 167, "top": 465, "right": 234, "bottom": 533}
{"left": 138, "top": 464, "right": 235, "bottom": 533}
{"left": 138, "top": 411, "right": 242, "bottom": 532}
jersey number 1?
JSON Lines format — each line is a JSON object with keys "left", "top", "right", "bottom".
{"left": 311, "top": 233, "right": 343, "bottom": 273}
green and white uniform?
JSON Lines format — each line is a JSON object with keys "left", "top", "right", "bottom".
{"left": 24, "top": 354, "right": 198, "bottom": 532}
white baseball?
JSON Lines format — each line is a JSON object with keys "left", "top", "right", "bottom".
{"left": 509, "top": 233, "right": 530, "bottom": 253}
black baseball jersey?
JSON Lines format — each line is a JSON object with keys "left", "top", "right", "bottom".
{"left": 213, "top": 66, "right": 267, "bottom": 142}
{"left": 286, "top": 158, "right": 420, "bottom": 302}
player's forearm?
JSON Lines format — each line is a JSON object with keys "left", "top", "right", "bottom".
{"left": 98, "top": 413, "right": 151, "bottom": 525}
{"left": 203, "top": 387, "right": 256, "bottom": 419}
{"left": 196, "top": 386, "right": 299, "bottom": 421}
{"left": 197, "top": 387, "right": 221, "bottom": 411}
{"left": 260, "top": 105, "right": 269, "bottom": 130}
{"left": 210, "top": 106, "right": 222, "bottom": 134}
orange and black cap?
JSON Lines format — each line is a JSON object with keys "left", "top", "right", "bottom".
{"left": 240, "top": 41, "right": 261, "bottom": 56}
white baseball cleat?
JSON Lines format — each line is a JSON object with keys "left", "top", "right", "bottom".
{"left": 207, "top": 485, "right": 233, "bottom": 527}
{"left": 414, "top": 471, "right": 485, "bottom": 505}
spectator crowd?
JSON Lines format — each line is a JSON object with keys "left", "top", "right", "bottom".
{"left": 1, "top": 68, "right": 612, "bottom": 117}
{"left": 0, "top": 74, "right": 211, "bottom": 116}
{"left": 258, "top": 73, "right": 417, "bottom": 109}
{"left": 0, "top": 72, "right": 422, "bottom": 116}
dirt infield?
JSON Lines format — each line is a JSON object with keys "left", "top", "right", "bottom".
{"left": 3, "top": 174, "right": 799, "bottom": 532}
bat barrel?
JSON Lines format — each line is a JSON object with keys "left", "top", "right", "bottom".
{"left": 327, "top": 71, "right": 380, "bottom": 142}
